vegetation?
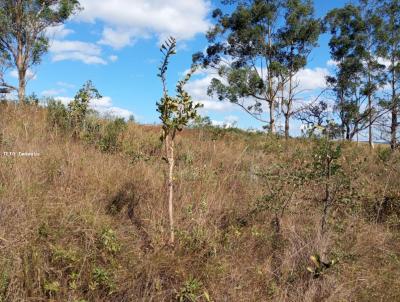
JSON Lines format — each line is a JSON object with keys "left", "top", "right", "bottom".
{"left": 0, "top": 0, "right": 81, "bottom": 102}
{"left": 194, "top": 0, "right": 322, "bottom": 135}
{"left": 157, "top": 37, "right": 202, "bottom": 244}
{"left": 0, "top": 0, "right": 400, "bottom": 301}
{"left": 0, "top": 102, "right": 399, "bottom": 301}
{"left": 192, "top": 0, "right": 399, "bottom": 146}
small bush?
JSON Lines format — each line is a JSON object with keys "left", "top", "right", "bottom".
{"left": 81, "top": 116, "right": 102, "bottom": 144}
{"left": 100, "top": 228, "right": 121, "bottom": 254}
{"left": 98, "top": 118, "right": 127, "bottom": 153}
{"left": 176, "top": 278, "right": 209, "bottom": 302}
{"left": 47, "top": 99, "right": 70, "bottom": 132}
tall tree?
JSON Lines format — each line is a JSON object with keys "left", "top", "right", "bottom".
{"left": 326, "top": 2, "right": 386, "bottom": 144}
{"left": 378, "top": 0, "right": 400, "bottom": 150}
{"left": 193, "top": 0, "right": 322, "bottom": 134}
{"left": 0, "top": 0, "right": 81, "bottom": 103}
{"left": 277, "top": 0, "right": 322, "bottom": 139}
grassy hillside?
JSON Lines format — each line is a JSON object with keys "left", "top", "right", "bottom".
{"left": 0, "top": 102, "right": 399, "bottom": 302}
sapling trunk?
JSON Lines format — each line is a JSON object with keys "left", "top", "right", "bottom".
{"left": 321, "top": 156, "right": 332, "bottom": 235}
{"left": 166, "top": 134, "right": 175, "bottom": 244}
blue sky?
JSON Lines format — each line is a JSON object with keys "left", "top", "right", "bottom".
{"left": 6, "top": 0, "right": 349, "bottom": 132}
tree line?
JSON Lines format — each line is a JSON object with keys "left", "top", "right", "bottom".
{"left": 194, "top": 0, "right": 400, "bottom": 150}
{"left": 0, "top": 0, "right": 399, "bottom": 149}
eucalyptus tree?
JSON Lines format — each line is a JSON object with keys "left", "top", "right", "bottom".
{"left": 378, "top": 0, "right": 400, "bottom": 150}
{"left": 325, "top": 1, "right": 386, "bottom": 145}
{"left": 157, "top": 37, "right": 202, "bottom": 244}
{"left": 0, "top": 0, "right": 81, "bottom": 103}
{"left": 193, "top": 0, "right": 322, "bottom": 135}
{"left": 277, "top": 0, "right": 322, "bottom": 139}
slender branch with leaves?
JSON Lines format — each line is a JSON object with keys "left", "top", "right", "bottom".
{"left": 157, "top": 37, "right": 202, "bottom": 244}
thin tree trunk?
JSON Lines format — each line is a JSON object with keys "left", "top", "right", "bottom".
{"left": 166, "top": 134, "right": 175, "bottom": 244}
{"left": 321, "top": 158, "right": 331, "bottom": 235}
{"left": 346, "top": 125, "right": 350, "bottom": 141}
{"left": 285, "top": 72, "right": 293, "bottom": 140}
{"left": 284, "top": 115, "right": 290, "bottom": 140}
{"left": 267, "top": 24, "right": 275, "bottom": 134}
{"left": 18, "top": 69, "right": 26, "bottom": 103}
{"left": 392, "top": 102, "right": 398, "bottom": 150}
{"left": 368, "top": 76, "right": 373, "bottom": 149}
{"left": 16, "top": 1, "right": 26, "bottom": 104}
{"left": 269, "top": 101, "right": 275, "bottom": 134}
{"left": 391, "top": 64, "right": 398, "bottom": 150}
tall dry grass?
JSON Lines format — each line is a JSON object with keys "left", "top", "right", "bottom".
{"left": 0, "top": 102, "right": 399, "bottom": 301}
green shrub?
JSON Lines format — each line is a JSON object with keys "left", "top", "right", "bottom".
{"left": 91, "top": 267, "right": 115, "bottom": 294}
{"left": 100, "top": 228, "right": 121, "bottom": 254}
{"left": 43, "top": 280, "right": 60, "bottom": 295}
{"left": 81, "top": 116, "right": 102, "bottom": 144}
{"left": 377, "top": 146, "right": 392, "bottom": 163}
{"left": 0, "top": 264, "right": 10, "bottom": 302}
{"left": 69, "top": 81, "right": 101, "bottom": 138}
{"left": 98, "top": 118, "right": 127, "bottom": 153}
{"left": 176, "top": 278, "right": 209, "bottom": 302}
{"left": 47, "top": 99, "right": 70, "bottom": 132}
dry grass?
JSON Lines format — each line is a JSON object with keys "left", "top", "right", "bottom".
{"left": 0, "top": 102, "right": 399, "bottom": 301}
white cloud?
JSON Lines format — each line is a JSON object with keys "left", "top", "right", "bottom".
{"left": 109, "top": 55, "right": 118, "bottom": 62}
{"left": 10, "top": 69, "right": 37, "bottom": 80}
{"left": 212, "top": 115, "right": 239, "bottom": 128}
{"left": 49, "top": 40, "right": 107, "bottom": 65}
{"left": 91, "top": 96, "right": 113, "bottom": 108}
{"left": 41, "top": 88, "right": 66, "bottom": 96}
{"left": 46, "top": 24, "right": 74, "bottom": 39}
{"left": 57, "top": 81, "right": 75, "bottom": 89}
{"left": 294, "top": 67, "right": 329, "bottom": 91}
{"left": 92, "top": 97, "right": 134, "bottom": 119}
{"left": 54, "top": 95, "right": 134, "bottom": 120}
{"left": 185, "top": 70, "right": 234, "bottom": 112}
{"left": 54, "top": 96, "right": 73, "bottom": 106}
{"left": 200, "top": 100, "right": 234, "bottom": 111}
{"left": 99, "top": 27, "right": 141, "bottom": 49}
{"left": 77, "top": 0, "right": 211, "bottom": 49}
{"left": 102, "top": 107, "right": 134, "bottom": 119}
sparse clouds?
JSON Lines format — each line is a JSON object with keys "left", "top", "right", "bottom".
{"left": 46, "top": 24, "right": 74, "bottom": 39}
{"left": 57, "top": 81, "right": 75, "bottom": 89}
{"left": 185, "top": 70, "right": 234, "bottom": 112}
{"left": 54, "top": 95, "right": 134, "bottom": 120}
{"left": 46, "top": 24, "right": 107, "bottom": 65}
{"left": 211, "top": 115, "right": 239, "bottom": 128}
{"left": 49, "top": 40, "right": 107, "bottom": 65}
{"left": 99, "top": 27, "right": 141, "bottom": 49}
{"left": 41, "top": 88, "right": 66, "bottom": 96}
{"left": 77, "top": 0, "right": 211, "bottom": 49}
{"left": 109, "top": 55, "right": 118, "bottom": 62}
{"left": 294, "top": 67, "right": 329, "bottom": 91}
